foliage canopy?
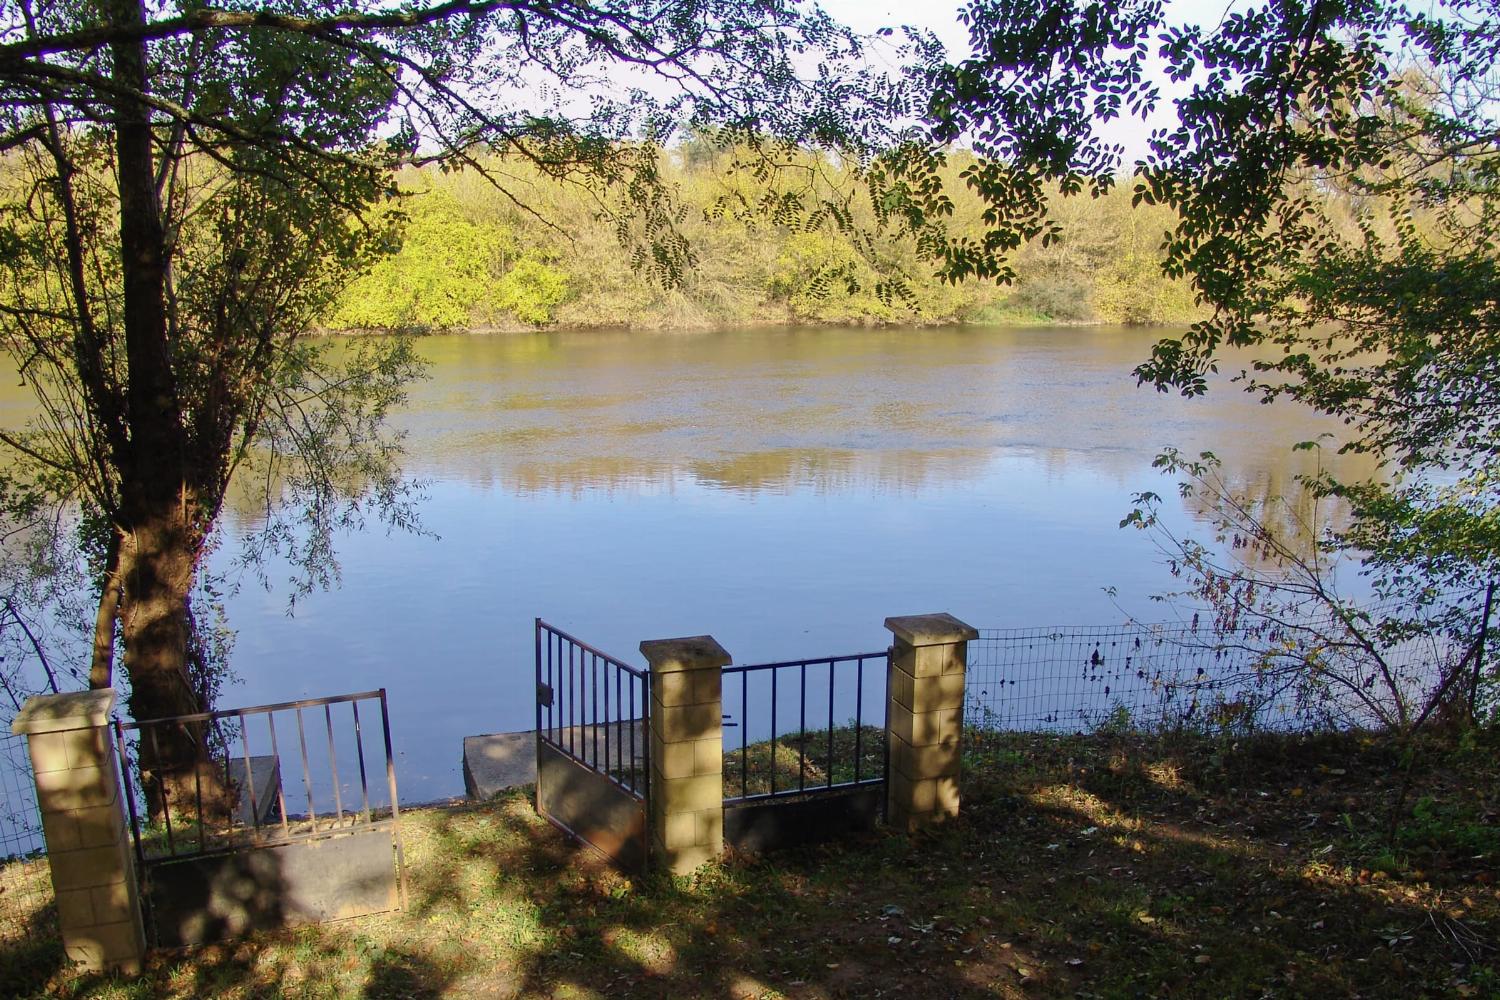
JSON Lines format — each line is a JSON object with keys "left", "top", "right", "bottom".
{"left": 0, "top": 0, "right": 913, "bottom": 778}
{"left": 907, "top": 0, "right": 1500, "bottom": 719}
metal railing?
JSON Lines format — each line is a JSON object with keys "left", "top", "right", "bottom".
{"left": 114, "top": 690, "right": 402, "bottom": 863}
{"left": 535, "top": 620, "right": 650, "bottom": 798}
{"left": 722, "top": 650, "right": 889, "bottom": 804}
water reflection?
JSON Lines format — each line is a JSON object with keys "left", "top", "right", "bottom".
{"left": 0, "top": 326, "right": 1375, "bottom": 800}
{"left": 232, "top": 325, "right": 1368, "bottom": 502}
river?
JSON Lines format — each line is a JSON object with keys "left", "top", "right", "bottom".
{"left": 191, "top": 325, "right": 1363, "bottom": 801}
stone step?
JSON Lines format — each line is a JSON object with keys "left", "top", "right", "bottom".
{"left": 462, "top": 721, "right": 646, "bottom": 800}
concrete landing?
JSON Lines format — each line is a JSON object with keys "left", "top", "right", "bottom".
{"left": 228, "top": 754, "right": 281, "bottom": 826}
{"left": 463, "top": 721, "right": 646, "bottom": 800}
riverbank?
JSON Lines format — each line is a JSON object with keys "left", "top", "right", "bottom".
{"left": 12, "top": 728, "right": 1496, "bottom": 998}
{"left": 314, "top": 306, "right": 1125, "bottom": 338}
{"left": 318, "top": 158, "right": 1204, "bottom": 335}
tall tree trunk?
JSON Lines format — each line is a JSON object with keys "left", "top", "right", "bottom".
{"left": 118, "top": 514, "right": 220, "bottom": 818}
{"left": 108, "top": 0, "right": 218, "bottom": 818}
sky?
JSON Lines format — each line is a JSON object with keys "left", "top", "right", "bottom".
{"left": 820, "top": 0, "right": 1248, "bottom": 162}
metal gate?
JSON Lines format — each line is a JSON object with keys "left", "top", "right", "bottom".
{"left": 721, "top": 649, "right": 889, "bottom": 852}
{"left": 534, "top": 620, "right": 651, "bottom": 872}
{"left": 115, "top": 690, "right": 405, "bottom": 946}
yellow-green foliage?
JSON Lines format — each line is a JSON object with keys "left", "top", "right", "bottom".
{"left": 331, "top": 192, "right": 510, "bottom": 329}
{"left": 323, "top": 152, "right": 1208, "bottom": 331}
{"left": 769, "top": 231, "right": 893, "bottom": 323}
{"left": 494, "top": 256, "right": 569, "bottom": 325}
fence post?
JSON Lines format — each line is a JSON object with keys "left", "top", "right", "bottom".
{"left": 11, "top": 689, "right": 146, "bottom": 975}
{"left": 640, "top": 635, "right": 730, "bottom": 876}
{"left": 884, "top": 613, "right": 977, "bottom": 832}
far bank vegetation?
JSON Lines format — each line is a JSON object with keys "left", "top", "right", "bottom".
{"left": 326, "top": 146, "right": 1206, "bottom": 332}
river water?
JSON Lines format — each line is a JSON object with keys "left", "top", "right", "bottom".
{"left": 189, "top": 325, "right": 1362, "bottom": 801}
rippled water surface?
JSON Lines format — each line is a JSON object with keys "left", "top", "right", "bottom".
{"left": 193, "top": 326, "right": 1358, "bottom": 799}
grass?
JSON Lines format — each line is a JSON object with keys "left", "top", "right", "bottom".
{"left": 722, "top": 724, "right": 886, "bottom": 799}
{"left": 4, "top": 727, "right": 1497, "bottom": 998}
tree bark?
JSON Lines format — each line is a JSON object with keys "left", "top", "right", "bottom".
{"left": 87, "top": 530, "right": 122, "bottom": 689}
{"left": 108, "top": 0, "right": 217, "bottom": 818}
{"left": 119, "top": 514, "right": 218, "bottom": 818}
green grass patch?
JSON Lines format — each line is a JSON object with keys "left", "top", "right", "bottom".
{"left": 722, "top": 724, "right": 886, "bottom": 798}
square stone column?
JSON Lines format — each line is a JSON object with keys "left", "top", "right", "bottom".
{"left": 884, "top": 613, "right": 977, "bottom": 832}
{"left": 639, "top": 635, "right": 730, "bottom": 875}
{"left": 12, "top": 689, "right": 146, "bottom": 975}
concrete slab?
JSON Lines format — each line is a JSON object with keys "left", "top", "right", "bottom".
{"left": 227, "top": 754, "right": 281, "bottom": 827}
{"left": 463, "top": 721, "right": 646, "bottom": 800}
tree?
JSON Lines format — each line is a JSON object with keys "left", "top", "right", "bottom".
{"left": 897, "top": 0, "right": 1500, "bottom": 721}
{"left": 0, "top": 0, "right": 904, "bottom": 805}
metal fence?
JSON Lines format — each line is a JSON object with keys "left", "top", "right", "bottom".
{"left": 965, "top": 624, "right": 1338, "bottom": 733}
{"left": 0, "top": 728, "right": 53, "bottom": 954}
{"left": 721, "top": 650, "right": 889, "bottom": 804}
{"left": 114, "top": 690, "right": 402, "bottom": 864}
{"left": 535, "top": 620, "right": 650, "bottom": 798}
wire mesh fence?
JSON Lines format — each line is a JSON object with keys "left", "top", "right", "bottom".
{"left": 966, "top": 623, "right": 1354, "bottom": 734}
{"left": 966, "top": 588, "right": 1499, "bottom": 734}
{"left": 0, "top": 728, "right": 56, "bottom": 965}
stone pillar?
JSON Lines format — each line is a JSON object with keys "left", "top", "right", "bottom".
{"left": 640, "top": 635, "right": 729, "bottom": 876}
{"left": 12, "top": 689, "right": 146, "bottom": 974}
{"left": 885, "top": 613, "right": 977, "bottom": 832}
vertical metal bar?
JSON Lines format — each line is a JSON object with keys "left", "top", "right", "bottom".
{"left": 614, "top": 663, "right": 622, "bottom": 781}
{"left": 115, "top": 722, "right": 146, "bottom": 868}
{"left": 535, "top": 619, "right": 544, "bottom": 745}
{"left": 627, "top": 673, "right": 637, "bottom": 793}
{"left": 827, "top": 660, "right": 836, "bottom": 789}
{"left": 603, "top": 658, "right": 612, "bottom": 777}
{"left": 352, "top": 699, "right": 372, "bottom": 823}
{"left": 770, "top": 667, "right": 778, "bottom": 796}
{"left": 799, "top": 662, "right": 807, "bottom": 793}
{"left": 239, "top": 712, "right": 261, "bottom": 834}
{"left": 855, "top": 656, "right": 865, "bottom": 784}
{"left": 192, "top": 732, "right": 206, "bottom": 853}
{"left": 296, "top": 708, "right": 321, "bottom": 831}
{"left": 266, "top": 714, "right": 291, "bottom": 838}
{"left": 379, "top": 689, "right": 407, "bottom": 908}
{"left": 883, "top": 650, "right": 892, "bottom": 822}
{"left": 223, "top": 736, "right": 232, "bottom": 827}
{"left": 641, "top": 671, "right": 651, "bottom": 806}
{"left": 568, "top": 640, "right": 576, "bottom": 756}
{"left": 741, "top": 669, "right": 748, "bottom": 799}
{"left": 324, "top": 704, "right": 343, "bottom": 825}
{"left": 147, "top": 726, "right": 175, "bottom": 855}
{"left": 591, "top": 652, "right": 600, "bottom": 768}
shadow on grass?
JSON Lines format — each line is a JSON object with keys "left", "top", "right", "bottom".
{"left": 19, "top": 729, "right": 1500, "bottom": 998}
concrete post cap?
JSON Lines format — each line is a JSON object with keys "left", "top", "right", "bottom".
{"left": 639, "top": 635, "right": 731, "bottom": 672}
{"left": 885, "top": 613, "right": 979, "bottom": 646}
{"left": 11, "top": 688, "right": 117, "bottom": 735}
